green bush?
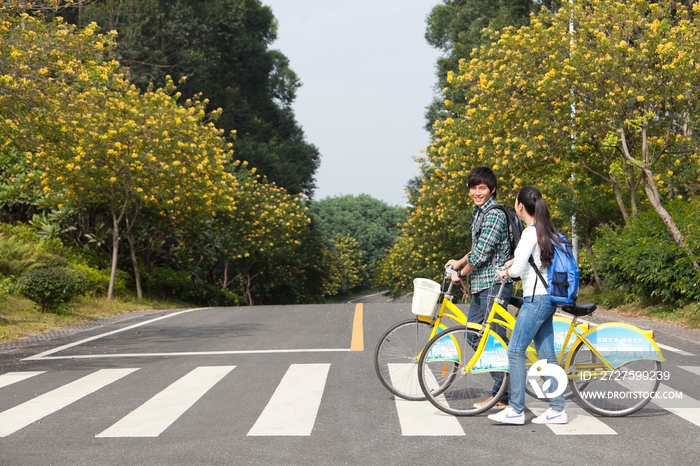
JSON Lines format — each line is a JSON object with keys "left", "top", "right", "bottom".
{"left": 70, "top": 263, "right": 129, "bottom": 297}
{"left": 0, "top": 275, "right": 13, "bottom": 302}
{"left": 16, "top": 267, "right": 89, "bottom": 312}
{"left": 594, "top": 200, "right": 700, "bottom": 307}
{"left": 143, "top": 267, "right": 242, "bottom": 307}
{"left": 0, "top": 233, "right": 38, "bottom": 276}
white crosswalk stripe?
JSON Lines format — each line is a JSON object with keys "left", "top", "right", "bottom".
{"left": 679, "top": 366, "right": 700, "bottom": 377}
{"left": 248, "top": 363, "right": 330, "bottom": 436}
{"left": 0, "top": 368, "right": 138, "bottom": 437}
{"left": 656, "top": 343, "right": 695, "bottom": 357}
{"left": 97, "top": 366, "right": 235, "bottom": 438}
{"left": 0, "top": 371, "right": 45, "bottom": 389}
{"left": 649, "top": 382, "right": 700, "bottom": 428}
{"left": 389, "top": 363, "right": 465, "bottom": 436}
{"left": 526, "top": 398, "right": 616, "bottom": 435}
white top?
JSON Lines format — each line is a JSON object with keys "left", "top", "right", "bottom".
{"left": 508, "top": 225, "right": 549, "bottom": 297}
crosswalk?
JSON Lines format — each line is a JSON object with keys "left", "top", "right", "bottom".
{"left": 1, "top": 364, "right": 699, "bottom": 439}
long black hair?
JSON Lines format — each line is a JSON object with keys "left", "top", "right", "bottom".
{"left": 516, "top": 187, "right": 562, "bottom": 267}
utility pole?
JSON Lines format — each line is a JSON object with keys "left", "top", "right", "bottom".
{"left": 569, "top": 0, "right": 579, "bottom": 262}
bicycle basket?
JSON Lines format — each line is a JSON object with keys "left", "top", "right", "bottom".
{"left": 411, "top": 278, "right": 442, "bottom": 317}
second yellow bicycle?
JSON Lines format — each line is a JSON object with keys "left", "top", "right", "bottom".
{"left": 417, "top": 277, "right": 665, "bottom": 417}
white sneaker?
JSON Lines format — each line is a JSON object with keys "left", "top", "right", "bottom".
{"left": 487, "top": 406, "right": 525, "bottom": 425}
{"left": 532, "top": 408, "right": 568, "bottom": 424}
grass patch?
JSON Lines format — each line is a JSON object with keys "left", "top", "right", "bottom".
{"left": 0, "top": 293, "right": 190, "bottom": 345}
{"left": 578, "top": 285, "right": 700, "bottom": 329}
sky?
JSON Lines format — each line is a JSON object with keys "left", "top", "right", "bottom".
{"left": 261, "top": 0, "right": 442, "bottom": 207}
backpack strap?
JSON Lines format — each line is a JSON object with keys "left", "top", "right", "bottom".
{"left": 473, "top": 204, "right": 499, "bottom": 235}
{"left": 527, "top": 255, "right": 548, "bottom": 303}
{"left": 528, "top": 255, "right": 549, "bottom": 288}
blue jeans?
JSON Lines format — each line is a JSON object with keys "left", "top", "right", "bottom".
{"left": 469, "top": 282, "right": 513, "bottom": 402}
{"left": 507, "top": 294, "right": 565, "bottom": 413}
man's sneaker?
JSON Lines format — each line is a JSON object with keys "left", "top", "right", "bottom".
{"left": 473, "top": 396, "right": 507, "bottom": 410}
{"left": 532, "top": 408, "right": 568, "bottom": 425}
{"left": 487, "top": 406, "right": 525, "bottom": 425}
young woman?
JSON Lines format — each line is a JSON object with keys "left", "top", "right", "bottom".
{"left": 488, "top": 187, "right": 567, "bottom": 425}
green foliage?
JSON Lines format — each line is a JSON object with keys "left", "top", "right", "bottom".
{"left": 16, "top": 266, "right": 89, "bottom": 312}
{"left": 424, "top": 0, "right": 560, "bottom": 130}
{"left": 308, "top": 195, "right": 408, "bottom": 280}
{"left": 0, "top": 146, "right": 44, "bottom": 223}
{"left": 70, "top": 0, "right": 320, "bottom": 197}
{"left": 30, "top": 207, "right": 77, "bottom": 240}
{"left": 0, "top": 233, "right": 38, "bottom": 276}
{"left": 594, "top": 201, "right": 700, "bottom": 307}
{"left": 70, "top": 262, "right": 128, "bottom": 297}
{"left": 325, "top": 234, "right": 366, "bottom": 296}
{"left": 0, "top": 275, "right": 12, "bottom": 302}
{"left": 0, "top": 225, "right": 71, "bottom": 276}
{"left": 143, "top": 267, "right": 241, "bottom": 307}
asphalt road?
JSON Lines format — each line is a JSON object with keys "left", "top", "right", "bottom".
{"left": 1, "top": 295, "right": 699, "bottom": 466}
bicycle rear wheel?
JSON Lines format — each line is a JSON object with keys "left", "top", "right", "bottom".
{"left": 374, "top": 319, "right": 443, "bottom": 400}
{"left": 418, "top": 327, "right": 509, "bottom": 416}
{"left": 569, "top": 343, "right": 661, "bottom": 416}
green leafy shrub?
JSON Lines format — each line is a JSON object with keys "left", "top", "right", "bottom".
{"left": 0, "top": 275, "right": 13, "bottom": 302}
{"left": 594, "top": 200, "right": 700, "bottom": 307}
{"left": 16, "top": 267, "right": 89, "bottom": 312}
{"left": 144, "top": 267, "right": 242, "bottom": 306}
{"left": 70, "top": 263, "right": 128, "bottom": 297}
{"left": 0, "top": 233, "right": 38, "bottom": 276}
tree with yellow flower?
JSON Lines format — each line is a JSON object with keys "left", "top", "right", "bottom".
{"left": 380, "top": 0, "right": 700, "bottom": 296}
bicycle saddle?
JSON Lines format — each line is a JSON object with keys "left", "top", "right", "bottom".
{"left": 509, "top": 296, "right": 524, "bottom": 309}
{"left": 560, "top": 303, "right": 597, "bottom": 316}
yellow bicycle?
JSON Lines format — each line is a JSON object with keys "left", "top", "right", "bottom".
{"left": 417, "top": 277, "right": 665, "bottom": 416}
{"left": 373, "top": 267, "right": 524, "bottom": 401}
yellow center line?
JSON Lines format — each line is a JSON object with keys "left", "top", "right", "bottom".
{"left": 350, "top": 303, "right": 364, "bottom": 351}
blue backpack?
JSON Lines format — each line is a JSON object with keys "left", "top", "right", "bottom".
{"left": 529, "top": 233, "right": 580, "bottom": 306}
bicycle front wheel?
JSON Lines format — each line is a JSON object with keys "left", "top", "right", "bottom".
{"left": 374, "top": 318, "right": 436, "bottom": 400}
{"left": 418, "top": 327, "right": 509, "bottom": 416}
{"left": 569, "top": 343, "right": 662, "bottom": 416}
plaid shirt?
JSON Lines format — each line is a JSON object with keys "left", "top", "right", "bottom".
{"left": 467, "top": 197, "right": 512, "bottom": 293}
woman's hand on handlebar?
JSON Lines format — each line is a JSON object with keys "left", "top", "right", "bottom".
{"left": 497, "top": 259, "right": 514, "bottom": 281}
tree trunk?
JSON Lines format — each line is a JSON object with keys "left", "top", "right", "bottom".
{"left": 617, "top": 126, "right": 699, "bottom": 269}
{"left": 108, "top": 210, "right": 120, "bottom": 300}
{"left": 610, "top": 173, "right": 629, "bottom": 224}
{"left": 244, "top": 272, "right": 254, "bottom": 306}
{"left": 107, "top": 188, "right": 129, "bottom": 300}
{"left": 126, "top": 217, "right": 143, "bottom": 300}
{"left": 222, "top": 260, "right": 229, "bottom": 290}
{"left": 639, "top": 170, "right": 699, "bottom": 268}
{"left": 627, "top": 165, "right": 639, "bottom": 217}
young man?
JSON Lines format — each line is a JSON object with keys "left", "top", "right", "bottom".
{"left": 445, "top": 166, "right": 513, "bottom": 409}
